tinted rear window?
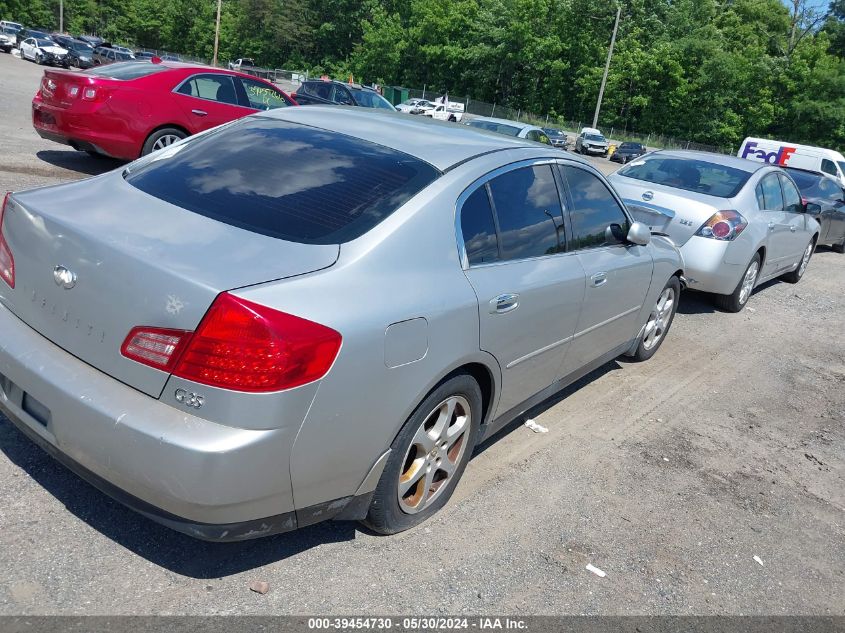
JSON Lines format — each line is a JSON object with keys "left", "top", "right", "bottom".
{"left": 468, "top": 121, "right": 521, "bottom": 136}
{"left": 87, "top": 61, "right": 168, "bottom": 80}
{"left": 125, "top": 117, "right": 441, "bottom": 244}
{"left": 618, "top": 155, "right": 752, "bottom": 198}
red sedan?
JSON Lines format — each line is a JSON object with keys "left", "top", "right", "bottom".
{"left": 32, "top": 60, "right": 298, "bottom": 160}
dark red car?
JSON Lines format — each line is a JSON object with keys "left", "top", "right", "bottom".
{"left": 32, "top": 60, "right": 298, "bottom": 160}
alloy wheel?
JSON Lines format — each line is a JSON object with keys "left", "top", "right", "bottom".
{"left": 739, "top": 260, "right": 759, "bottom": 306}
{"left": 151, "top": 134, "right": 182, "bottom": 151}
{"left": 798, "top": 243, "right": 812, "bottom": 276}
{"left": 642, "top": 286, "right": 675, "bottom": 351}
{"left": 397, "top": 395, "right": 471, "bottom": 515}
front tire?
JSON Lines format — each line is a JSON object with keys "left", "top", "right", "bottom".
{"left": 715, "top": 253, "right": 760, "bottom": 312}
{"left": 782, "top": 239, "right": 814, "bottom": 283}
{"left": 141, "top": 127, "right": 187, "bottom": 156}
{"left": 363, "top": 373, "right": 482, "bottom": 535}
{"left": 631, "top": 276, "right": 680, "bottom": 361}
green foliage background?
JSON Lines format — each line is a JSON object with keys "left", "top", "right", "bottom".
{"left": 3, "top": 0, "right": 844, "bottom": 149}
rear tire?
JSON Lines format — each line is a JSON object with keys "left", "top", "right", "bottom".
{"left": 782, "top": 239, "right": 814, "bottom": 283}
{"left": 715, "top": 253, "right": 760, "bottom": 313}
{"left": 363, "top": 373, "right": 482, "bottom": 535}
{"left": 141, "top": 127, "right": 187, "bottom": 156}
{"left": 631, "top": 276, "right": 680, "bottom": 362}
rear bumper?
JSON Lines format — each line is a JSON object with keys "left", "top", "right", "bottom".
{"left": 32, "top": 98, "right": 139, "bottom": 159}
{"left": 0, "top": 301, "right": 301, "bottom": 539}
{"left": 679, "top": 237, "right": 745, "bottom": 295}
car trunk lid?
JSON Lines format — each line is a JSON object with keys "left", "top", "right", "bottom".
{"left": 0, "top": 174, "right": 339, "bottom": 398}
{"left": 38, "top": 69, "right": 103, "bottom": 109}
{"left": 611, "top": 175, "right": 725, "bottom": 246}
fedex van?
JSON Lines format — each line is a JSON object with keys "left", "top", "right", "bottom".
{"left": 738, "top": 137, "right": 845, "bottom": 186}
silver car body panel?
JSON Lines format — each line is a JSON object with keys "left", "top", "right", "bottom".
{"left": 0, "top": 109, "right": 684, "bottom": 538}
{"left": 609, "top": 150, "right": 820, "bottom": 295}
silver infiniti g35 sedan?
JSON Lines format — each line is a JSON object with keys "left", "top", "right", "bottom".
{"left": 0, "top": 107, "right": 684, "bottom": 540}
{"left": 609, "top": 151, "right": 821, "bottom": 312}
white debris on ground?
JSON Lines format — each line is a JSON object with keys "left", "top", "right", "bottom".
{"left": 753, "top": 555, "right": 764, "bottom": 566}
{"left": 585, "top": 564, "right": 607, "bottom": 578}
{"left": 524, "top": 418, "right": 549, "bottom": 433}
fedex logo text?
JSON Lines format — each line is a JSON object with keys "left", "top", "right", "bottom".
{"left": 741, "top": 141, "right": 796, "bottom": 166}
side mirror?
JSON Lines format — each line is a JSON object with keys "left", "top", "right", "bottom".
{"left": 805, "top": 202, "right": 822, "bottom": 215}
{"left": 626, "top": 221, "right": 651, "bottom": 246}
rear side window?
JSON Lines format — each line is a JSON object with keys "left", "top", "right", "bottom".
{"left": 125, "top": 117, "right": 441, "bottom": 244}
{"left": 779, "top": 175, "right": 803, "bottom": 214}
{"left": 302, "top": 81, "right": 332, "bottom": 99}
{"left": 759, "top": 174, "right": 784, "bottom": 211}
{"left": 87, "top": 61, "right": 168, "bottom": 80}
{"left": 562, "top": 166, "right": 630, "bottom": 249}
{"left": 460, "top": 187, "right": 499, "bottom": 265}
{"left": 177, "top": 74, "right": 238, "bottom": 105}
{"left": 468, "top": 121, "right": 521, "bottom": 137}
{"left": 240, "top": 77, "right": 290, "bottom": 110}
{"left": 821, "top": 159, "right": 837, "bottom": 176}
{"left": 487, "top": 165, "right": 565, "bottom": 260}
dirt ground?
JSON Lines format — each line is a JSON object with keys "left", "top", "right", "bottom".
{"left": 0, "top": 52, "right": 843, "bottom": 616}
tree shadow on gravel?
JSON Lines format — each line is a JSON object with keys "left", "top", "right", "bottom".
{"left": 0, "top": 420, "right": 357, "bottom": 578}
{"left": 36, "top": 149, "right": 124, "bottom": 176}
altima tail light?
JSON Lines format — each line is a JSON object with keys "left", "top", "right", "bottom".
{"left": 0, "top": 192, "right": 15, "bottom": 289}
{"left": 121, "top": 293, "right": 342, "bottom": 393}
{"left": 695, "top": 210, "right": 748, "bottom": 241}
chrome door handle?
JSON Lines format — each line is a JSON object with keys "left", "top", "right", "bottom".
{"left": 191, "top": 109, "right": 208, "bottom": 116}
{"left": 489, "top": 293, "right": 519, "bottom": 314}
{"left": 768, "top": 222, "right": 775, "bottom": 231}
{"left": 591, "top": 272, "right": 608, "bottom": 287}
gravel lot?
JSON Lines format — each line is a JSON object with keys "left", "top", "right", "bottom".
{"left": 1, "top": 52, "right": 843, "bottom": 616}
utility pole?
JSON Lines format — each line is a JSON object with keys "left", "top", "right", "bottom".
{"left": 59, "top": 0, "right": 63, "bottom": 32}
{"left": 212, "top": 0, "right": 222, "bottom": 67}
{"left": 592, "top": 5, "right": 621, "bottom": 129}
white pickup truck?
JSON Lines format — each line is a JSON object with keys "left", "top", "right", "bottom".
{"left": 228, "top": 58, "right": 256, "bottom": 70}
{"left": 421, "top": 100, "right": 465, "bottom": 122}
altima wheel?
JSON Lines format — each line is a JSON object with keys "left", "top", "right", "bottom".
{"left": 141, "top": 127, "right": 187, "bottom": 156}
{"left": 364, "top": 373, "right": 482, "bottom": 534}
{"left": 783, "top": 239, "right": 815, "bottom": 283}
{"left": 631, "top": 276, "right": 680, "bottom": 361}
{"left": 716, "top": 253, "right": 760, "bottom": 313}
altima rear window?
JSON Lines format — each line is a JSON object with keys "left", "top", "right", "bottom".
{"left": 125, "top": 117, "right": 441, "bottom": 244}
{"left": 87, "top": 62, "right": 168, "bottom": 80}
{"left": 618, "top": 156, "right": 752, "bottom": 198}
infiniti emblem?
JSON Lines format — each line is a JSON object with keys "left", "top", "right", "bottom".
{"left": 53, "top": 266, "right": 77, "bottom": 289}
{"left": 642, "top": 191, "right": 654, "bottom": 201}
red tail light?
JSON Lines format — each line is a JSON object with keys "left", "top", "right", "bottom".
{"left": 121, "top": 293, "right": 342, "bottom": 393}
{"left": 695, "top": 210, "right": 748, "bottom": 241}
{"left": 0, "top": 192, "right": 15, "bottom": 289}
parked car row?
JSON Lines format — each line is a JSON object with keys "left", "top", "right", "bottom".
{"left": 7, "top": 57, "right": 843, "bottom": 542}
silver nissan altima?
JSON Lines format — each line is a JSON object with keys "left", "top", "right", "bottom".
{"left": 0, "top": 107, "right": 684, "bottom": 540}
{"left": 609, "top": 150, "right": 821, "bottom": 312}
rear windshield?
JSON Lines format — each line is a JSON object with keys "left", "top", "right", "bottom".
{"left": 618, "top": 155, "right": 752, "bottom": 198}
{"left": 619, "top": 143, "right": 641, "bottom": 150}
{"left": 87, "top": 61, "right": 166, "bottom": 79}
{"left": 468, "top": 121, "right": 521, "bottom": 136}
{"left": 125, "top": 117, "right": 441, "bottom": 244}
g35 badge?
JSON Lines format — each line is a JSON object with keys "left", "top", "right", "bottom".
{"left": 679, "top": 219, "right": 695, "bottom": 226}
{"left": 175, "top": 388, "right": 204, "bottom": 409}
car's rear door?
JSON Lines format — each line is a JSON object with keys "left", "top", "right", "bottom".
{"left": 558, "top": 164, "right": 654, "bottom": 375}
{"left": 173, "top": 73, "right": 245, "bottom": 132}
{"left": 459, "top": 161, "right": 585, "bottom": 418}
{"left": 756, "top": 172, "right": 793, "bottom": 275}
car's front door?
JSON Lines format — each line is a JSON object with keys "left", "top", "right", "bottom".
{"left": 778, "top": 173, "right": 812, "bottom": 258}
{"left": 757, "top": 172, "right": 793, "bottom": 274}
{"left": 174, "top": 73, "right": 244, "bottom": 133}
{"left": 21, "top": 38, "right": 33, "bottom": 59}
{"left": 557, "top": 164, "right": 654, "bottom": 375}
{"left": 459, "top": 162, "right": 585, "bottom": 417}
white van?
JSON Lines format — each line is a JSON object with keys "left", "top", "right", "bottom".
{"left": 738, "top": 137, "right": 845, "bottom": 186}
